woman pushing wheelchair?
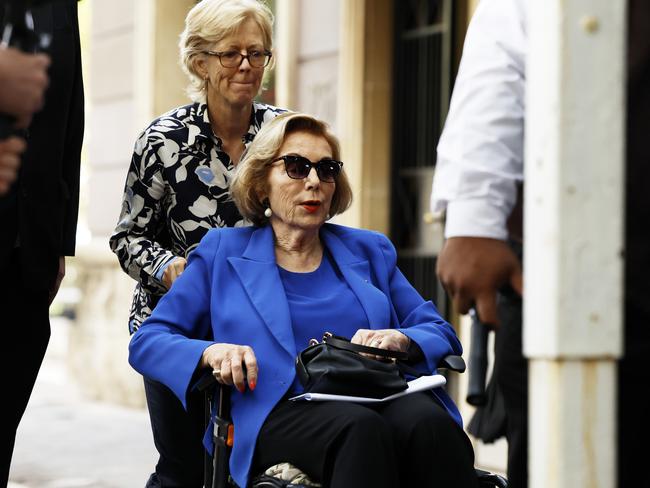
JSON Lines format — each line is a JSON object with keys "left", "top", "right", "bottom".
{"left": 129, "top": 112, "right": 479, "bottom": 488}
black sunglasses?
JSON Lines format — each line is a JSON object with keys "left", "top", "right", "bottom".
{"left": 272, "top": 155, "right": 343, "bottom": 183}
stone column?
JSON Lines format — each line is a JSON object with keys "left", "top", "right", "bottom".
{"left": 336, "top": 0, "right": 393, "bottom": 234}
{"left": 525, "top": 1, "right": 625, "bottom": 486}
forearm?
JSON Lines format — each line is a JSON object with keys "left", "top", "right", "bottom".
{"left": 110, "top": 138, "right": 173, "bottom": 292}
{"left": 128, "top": 240, "right": 216, "bottom": 406}
{"left": 129, "top": 325, "right": 214, "bottom": 407}
{"left": 110, "top": 186, "right": 177, "bottom": 293}
{"left": 110, "top": 232, "right": 178, "bottom": 293}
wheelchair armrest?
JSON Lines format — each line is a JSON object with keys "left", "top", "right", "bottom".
{"left": 195, "top": 355, "right": 466, "bottom": 392}
{"left": 439, "top": 354, "right": 467, "bottom": 373}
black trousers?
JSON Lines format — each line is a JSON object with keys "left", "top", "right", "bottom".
{"left": 143, "top": 377, "right": 206, "bottom": 488}
{"left": 253, "top": 392, "right": 479, "bottom": 488}
{"left": 0, "top": 251, "right": 51, "bottom": 487}
{"left": 617, "top": 303, "right": 650, "bottom": 487}
{"left": 493, "top": 290, "right": 526, "bottom": 488}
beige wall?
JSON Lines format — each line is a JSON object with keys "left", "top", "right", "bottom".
{"left": 86, "top": 0, "right": 137, "bottom": 238}
{"left": 276, "top": 0, "right": 341, "bottom": 128}
{"left": 86, "top": 0, "right": 193, "bottom": 238}
{"left": 72, "top": 0, "right": 195, "bottom": 407}
{"left": 276, "top": 0, "right": 392, "bottom": 234}
{"left": 295, "top": 0, "right": 340, "bottom": 130}
{"left": 153, "top": 0, "right": 195, "bottom": 116}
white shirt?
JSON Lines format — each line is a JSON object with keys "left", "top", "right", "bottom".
{"left": 431, "top": 0, "right": 528, "bottom": 240}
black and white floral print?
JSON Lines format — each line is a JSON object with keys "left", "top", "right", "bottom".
{"left": 110, "top": 101, "right": 286, "bottom": 333}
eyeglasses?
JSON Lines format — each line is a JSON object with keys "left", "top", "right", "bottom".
{"left": 202, "top": 49, "right": 272, "bottom": 68}
{"left": 272, "top": 155, "right": 343, "bottom": 183}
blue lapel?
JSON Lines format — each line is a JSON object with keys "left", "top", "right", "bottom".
{"left": 227, "top": 226, "right": 295, "bottom": 359}
{"left": 227, "top": 225, "right": 392, "bottom": 359}
{"left": 320, "top": 227, "right": 391, "bottom": 330}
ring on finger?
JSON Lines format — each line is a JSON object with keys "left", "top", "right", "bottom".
{"left": 212, "top": 368, "right": 221, "bottom": 378}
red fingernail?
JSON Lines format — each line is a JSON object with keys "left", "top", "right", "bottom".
{"left": 237, "top": 385, "right": 245, "bottom": 393}
{"left": 249, "top": 380, "right": 256, "bottom": 391}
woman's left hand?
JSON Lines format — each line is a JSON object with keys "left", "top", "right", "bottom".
{"left": 351, "top": 329, "right": 410, "bottom": 356}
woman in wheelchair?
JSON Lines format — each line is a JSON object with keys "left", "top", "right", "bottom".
{"left": 129, "top": 112, "right": 479, "bottom": 488}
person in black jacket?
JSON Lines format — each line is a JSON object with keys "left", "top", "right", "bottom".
{"left": 0, "top": 1, "right": 84, "bottom": 484}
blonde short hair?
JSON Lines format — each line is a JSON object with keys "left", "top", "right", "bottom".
{"left": 231, "top": 113, "right": 353, "bottom": 226}
{"left": 179, "top": 0, "right": 274, "bottom": 102}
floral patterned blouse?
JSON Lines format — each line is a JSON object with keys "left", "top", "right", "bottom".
{"left": 110, "top": 101, "right": 286, "bottom": 333}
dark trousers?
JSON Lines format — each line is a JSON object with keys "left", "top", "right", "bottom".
{"left": 617, "top": 307, "right": 650, "bottom": 487}
{"left": 253, "top": 392, "right": 479, "bottom": 488}
{"left": 618, "top": 237, "right": 650, "bottom": 479}
{"left": 493, "top": 291, "right": 526, "bottom": 488}
{"left": 0, "top": 251, "right": 51, "bottom": 487}
{"left": 143, "top": 377, "right": 205, "bottom": 488}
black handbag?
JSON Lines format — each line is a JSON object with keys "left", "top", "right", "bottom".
{"left": 295, "top": 332, "right": 411, "bottom": 399}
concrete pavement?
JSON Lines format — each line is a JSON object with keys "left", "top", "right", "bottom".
{"left": 8, "top": 318, "right": 158, "bottom": 488}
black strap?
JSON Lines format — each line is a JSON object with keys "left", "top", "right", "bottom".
{"left": 324, "top": 334, "right": 410, "bottom": 361}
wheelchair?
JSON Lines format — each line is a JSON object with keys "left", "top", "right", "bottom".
{"left": 196, "top": 355, "right": 508, "bottom": 488}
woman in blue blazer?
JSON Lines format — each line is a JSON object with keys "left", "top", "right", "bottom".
{"left": 129, "top": 113, "right": 478, "bottom": 488}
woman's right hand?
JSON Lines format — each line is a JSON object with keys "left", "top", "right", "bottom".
{"left": 201, "top": 343, "right": 258, "bottom": 393}
{"left": 162, "top": 257, "right": 187, "bottom": 289}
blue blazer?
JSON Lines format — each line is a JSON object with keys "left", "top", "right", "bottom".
{"left": 129, "top": 223, "right": 463, "bottom": 488}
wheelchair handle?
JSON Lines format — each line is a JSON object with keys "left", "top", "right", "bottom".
{"left": 466, "top": 308, "right": 492, "bottom": 406}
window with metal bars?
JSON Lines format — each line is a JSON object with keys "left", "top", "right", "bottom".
{"left": 390, "top": 0, "right": 454, "bottom": 317}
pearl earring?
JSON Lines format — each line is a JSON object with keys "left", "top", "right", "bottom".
{"left": 264, "top": 207, "right": 273, "bottom": 218}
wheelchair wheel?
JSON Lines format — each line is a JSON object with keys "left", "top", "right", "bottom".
{"left": 251, "top": 473, "right": 309, "bottom": 487}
